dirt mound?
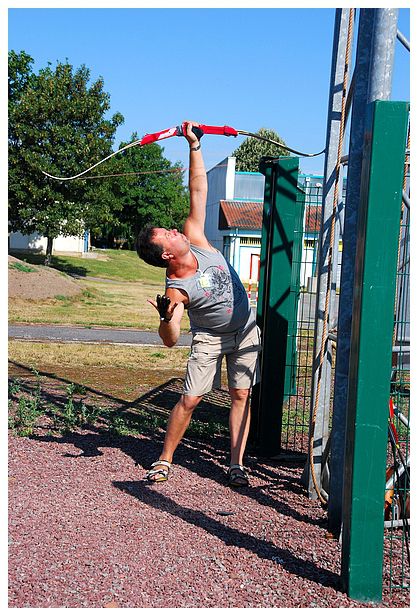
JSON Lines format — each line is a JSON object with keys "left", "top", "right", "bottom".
{"left": 8, "top": 255, "right": 82, "bottom": 300}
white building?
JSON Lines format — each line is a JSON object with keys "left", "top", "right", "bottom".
{"left": 9, "top": 229, "right": 90, "bottom": 255}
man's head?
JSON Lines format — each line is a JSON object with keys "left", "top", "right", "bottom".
{"left": 136, "top": 225, "right": 190, "bottom": 268}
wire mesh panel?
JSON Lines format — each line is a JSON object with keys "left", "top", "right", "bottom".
{"left": 280, "top": 177, "right": 342, "bottom": 453}
{"left": 384, "top": 160, "right": 410, "bottom": 594}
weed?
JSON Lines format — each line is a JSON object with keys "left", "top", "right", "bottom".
{"left": 8, "top": 366, "right": 229, "bottom": 442}
{"left": 32, "top": 368, "right": 42, "bottom": 402}
{"left": 9, "top": 262, "right": 36, "bottom": 273}
{"left": 108, "top": 414, "right": 131, "bottom": 436}
{"left": 150, "top": 352, "right": 165, "bottom": 359}
{"left": 8, "top": 378, "right": 22, "bottom": 396}
{"left": 10, "top": 395, "right": 43, "bottom": 436}
{"left": 67, "top": 383, "right": 87, "bottom": 396}
{"left": 82, "top": 289, "right": 95, "bottom": 299}
{"left": 187, "top": 418, "right": 229, "bottom": 440}
{"left": 54, "top": 295, "right": 70, "bottom": 301}
{"left": 8, "top": 368, "right": 47, "bottom": 436}
{"left": 56, "top": 383, "right": 89, "bottom": 431}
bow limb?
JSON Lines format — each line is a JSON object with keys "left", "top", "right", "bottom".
{"left": 41, "top": 138, "right": 142, "bottom": 181}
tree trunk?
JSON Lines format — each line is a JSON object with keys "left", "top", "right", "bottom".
{"left": 107, "top": 232, "right": 115, "bottom": 249}
{"left": 45, "top": 237, "right": 54, "bottom": 266}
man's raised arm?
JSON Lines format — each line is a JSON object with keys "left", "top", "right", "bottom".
{"left": 182, "top": 121, "right": 210, "bottom": 248}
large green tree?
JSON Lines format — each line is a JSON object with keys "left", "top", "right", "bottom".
{"left": 232, "top": 127, "right": 289, "bottom": 172}
{"left": 8, "top": 51, "right": 123, "bottom": 263}
{"left": 98, "top": 134, "right": 189, "bottom": 248}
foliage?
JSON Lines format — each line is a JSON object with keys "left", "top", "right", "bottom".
{"left": 8, "top": 376, "right": 229, "bottom": 440}
{"left": 9, "top": 50, "right": 190, "bottom": 258}
{"left": 96, "top": 135, "right": 189, "bottom": 248}
{"left": 8, "top": 370, "right": 44, "bottom": 436}
{"left": 8, "top": 50, "right": 124, "bottom": 261}
{"left": 232, "top": 127, "right": 289, "bottom": 172}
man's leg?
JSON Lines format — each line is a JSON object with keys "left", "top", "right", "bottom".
{"left": 228, "top": 387, "right": 251, "bottom": 466}
{"left": 226, "top": 323, "right": 260, "bottom": 475}
{"left": 148, "top": 393, "right": 202, "bottom": 480}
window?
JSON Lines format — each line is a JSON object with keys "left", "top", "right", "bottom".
{"left": 240, "top": 237, "right": 261, "bottom": 247}
{"left": 304, "top": 239, "right": 316, "bottom": 248}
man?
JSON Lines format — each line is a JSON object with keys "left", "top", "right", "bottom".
{"left": 136, "top": 121, "right": 261, "bottom": 487}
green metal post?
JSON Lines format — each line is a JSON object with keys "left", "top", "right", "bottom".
{"left": 249, "top": 162, "right": 273, "bottom": 446}
{"left": 341, "top": 101, "right": 409, "bottom": 601}
{"left": 250, "top": 156, "right": 301, "bottom": 456}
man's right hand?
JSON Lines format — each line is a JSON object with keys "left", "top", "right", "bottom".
{"left": 183, "top": 121, "right": 201, "bottom": 148}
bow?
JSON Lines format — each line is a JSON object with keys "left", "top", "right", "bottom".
{"left": 41, "top": 122, "right": 324, "bottom": 181}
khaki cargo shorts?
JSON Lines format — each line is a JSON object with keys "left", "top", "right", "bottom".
{"left": 183, "top": 321, "right": 261, "bottom": 397}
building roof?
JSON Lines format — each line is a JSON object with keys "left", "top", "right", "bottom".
{"left": 218, "top": 199, "right": 323, "bottom": 234}
{"left": 305, "top": 207, "right": 322, "bottom": 233}
{"left": 219, "top": 200, "right": 263, "bottom": 230}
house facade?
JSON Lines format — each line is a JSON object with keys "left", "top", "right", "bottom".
{"left": 206, "top": 157, "right": 264, "bottom": 282}
{"left": 9, "top": 229, "right": 90, "bottom": 255}
{"left": 205, "top": 157, "right": 337, "bottom": 288}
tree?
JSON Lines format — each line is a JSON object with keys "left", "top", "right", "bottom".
{"left": 8, "top": 50, "right": 36, "bottom": 104}
{"left": 8, "top": 51, "right": 124, "bottom": 264}
{"left": 231, "top": 127, "right": 289, "bottom": 172}
{"left": 95, "top": 134, "right": 189, "bottom": 248}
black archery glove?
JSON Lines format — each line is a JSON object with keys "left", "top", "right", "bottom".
{"left": 156, "top": 294, "right": 172, "bottom": 323}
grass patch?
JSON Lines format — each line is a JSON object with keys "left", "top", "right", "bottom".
{"left": 10, "top": 249, "right": 165, "bottom": 284}
{"left": 9, "top": 250, "right": 192, "bottom": 330}
{"left": 8, "top": 340, "right": 190, "bottom": 371}
{"left": 9, "top": 262, "right": 37, "bottom": 273}
{"left": 9, "top": 278, "right": 191, "bottom": 331}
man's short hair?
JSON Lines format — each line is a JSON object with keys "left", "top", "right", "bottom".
{"left": 135, "top": 225, "right": 166, "bottom": 268}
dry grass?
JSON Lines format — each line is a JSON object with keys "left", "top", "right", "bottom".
{"left": 8, "top": 340, "right": 230, "bottom": 400}
{"left": 8, "top": 250, "right": 188, "bottom": 330}
{"left": 9, "top": 279, "right": 190, "bottom": 331}
{"left": 8, "top": 341, "right": 192, "bottom": 400}
{"left": 8, "top": 340, "right": 190, "bottom": 371}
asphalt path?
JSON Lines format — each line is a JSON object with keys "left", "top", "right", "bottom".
{"left": 9, "top": 295, "right": 326, "bottom": 347}
{"left": 8, "top": 324, "right": 193, "bottom": 347}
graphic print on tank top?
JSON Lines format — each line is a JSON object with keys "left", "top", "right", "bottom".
{"left": 196, "top": 263, "right": 246, "bottom": 313}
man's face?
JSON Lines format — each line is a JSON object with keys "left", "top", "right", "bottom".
{"left": 152, "top": 228, "right": 190, "bottom": 260}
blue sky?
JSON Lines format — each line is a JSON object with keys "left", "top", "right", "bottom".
{"left": 8, "top": 7, "right": 410, "bottom": 176}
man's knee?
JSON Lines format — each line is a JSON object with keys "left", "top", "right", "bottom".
{"left": 180, "top": 393, "right": 202, "bottom": 413}
{"left": 229, "top": 387, "right": 250, "bottom": 403}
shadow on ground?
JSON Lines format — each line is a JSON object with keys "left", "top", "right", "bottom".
{"left": 8, "top": 360, "right": 336, "bottom": 589}
{"left": 114, "top": 480, "right": 339, "bottom": 590}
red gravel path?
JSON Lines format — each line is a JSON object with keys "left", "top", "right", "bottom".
{"left": 8, "top": 426, "right": 410, "bottom": 609}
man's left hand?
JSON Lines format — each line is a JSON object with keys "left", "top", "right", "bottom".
{"left": 148, "top": 294, "right": 178, "bottom": 322}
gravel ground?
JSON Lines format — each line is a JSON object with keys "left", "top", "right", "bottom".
{"left": 8, "top": 426, "right": 409, "bottom": 608}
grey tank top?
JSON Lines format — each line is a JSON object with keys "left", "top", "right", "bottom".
{"left": 166, "top": 244, "right": 254, "bottom": 335}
